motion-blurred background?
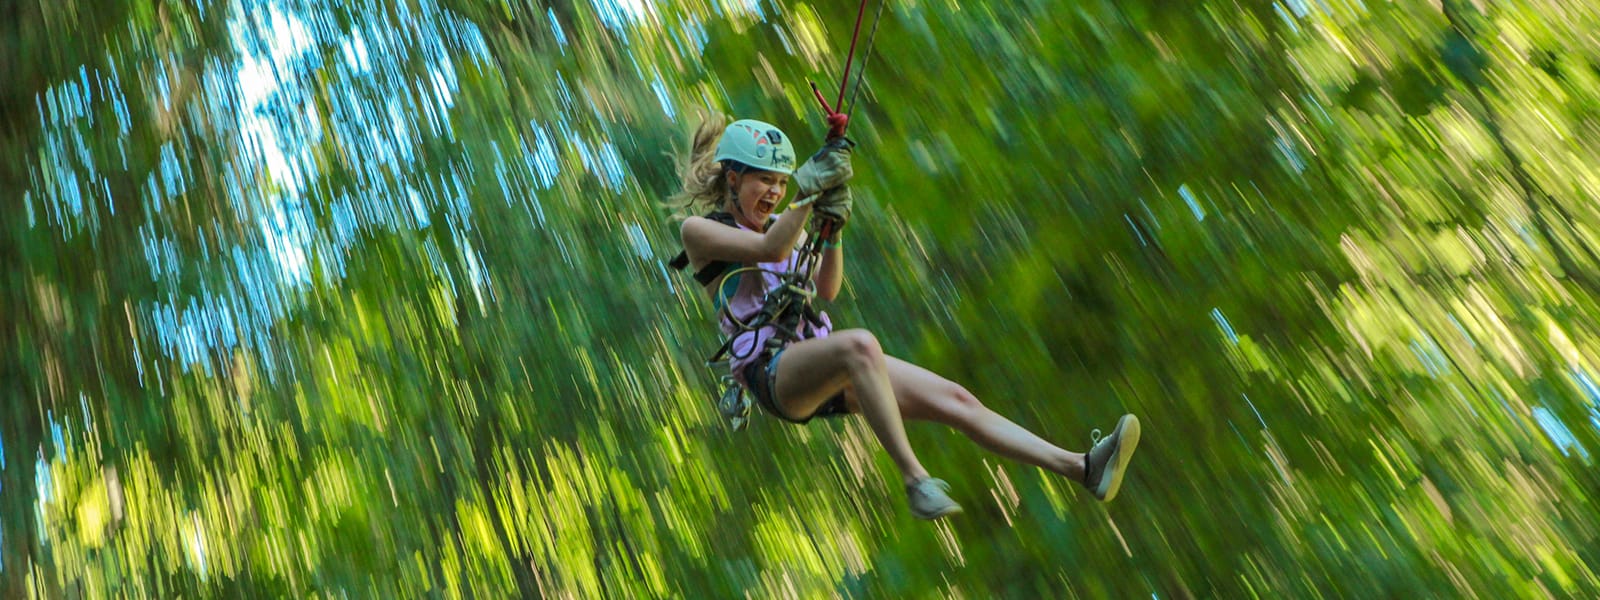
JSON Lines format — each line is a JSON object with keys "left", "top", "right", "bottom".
{"left": 3, "top": 0, "right": 1598, "bottom": 596}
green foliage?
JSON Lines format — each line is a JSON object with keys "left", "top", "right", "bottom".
{"left": 5, "top": 0, "right": 1600, "bottom": 597}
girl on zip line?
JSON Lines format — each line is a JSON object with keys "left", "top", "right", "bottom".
{"left": 671, "top": 114, "right": 1141, "bottom": 520}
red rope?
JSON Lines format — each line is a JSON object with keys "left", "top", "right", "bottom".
{"left": 810, "top": 81, "right": 834, "bottom": 115}
{"left": 837, "top": 0, "right": 871, "bottom": 111}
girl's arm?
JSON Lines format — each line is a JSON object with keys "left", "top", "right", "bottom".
{"left": 681, "top": 204, "right": 814, "bottom": 266}
{"left": 813, "top": 238, "right": 844, "bottom": 301}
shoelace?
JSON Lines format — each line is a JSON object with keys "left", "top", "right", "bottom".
{"left": 1084, "top": 429, "right": 1106, "bottom": 485}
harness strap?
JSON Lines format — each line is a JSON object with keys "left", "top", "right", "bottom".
{"left": 707, "top": 272, "right": 823, "bottom": 364}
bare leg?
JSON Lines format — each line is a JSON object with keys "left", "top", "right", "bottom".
{"left": 771, "top": 330, "right": 930, "bottom": 485}
{"left": 878, "top": 356, "right": 1089, "bottom": 481}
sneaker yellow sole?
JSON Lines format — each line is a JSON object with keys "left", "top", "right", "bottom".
{"left": 1095, "top": 414, "right": 1141, "bottom": 502}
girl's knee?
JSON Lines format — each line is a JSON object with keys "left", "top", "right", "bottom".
{"left": 833, "top": 329, "right": 884, "bottom": 368}
{"left": 915, "top": 385, "right": 985, "bottom": 429}
{"left": 943, "top": 386, "right": 985, "bottom": 421}
{"left": 950, "top": 386, "right": 983, "bottom": 411}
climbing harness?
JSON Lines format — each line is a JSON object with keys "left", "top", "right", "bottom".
{"left": 672, "top": 0, "right": 888, "bottom": 430}
{"left": 668, "top": 221, "right": 830, "bottom": 431}
{"left": 699, "top": 249, "right": 830, "bottom": 431}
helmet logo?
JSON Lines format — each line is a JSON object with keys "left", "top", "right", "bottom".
{"left": 771, "top": 147, "right": 793, "bottom": 169}
{"left": 764, "top": 130, "right": 790, "bottom": 168}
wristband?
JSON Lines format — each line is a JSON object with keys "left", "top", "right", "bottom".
{"left": 823, "top": 237, "right": 842, "bottom": 249}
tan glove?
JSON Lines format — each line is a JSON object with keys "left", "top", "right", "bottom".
{"left": 790, "top": 137, "right": 855, "bottom": 206}
{"left": 813, "top": 185, "right": 853, "bottom": 226}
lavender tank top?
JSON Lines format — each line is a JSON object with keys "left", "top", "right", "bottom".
{"left": 716, "top": 215, "right": 832, "bottom": 384}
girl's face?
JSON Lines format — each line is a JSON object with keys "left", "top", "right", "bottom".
{"left": 728, "top": 169, "right": 789, "bottom": 230}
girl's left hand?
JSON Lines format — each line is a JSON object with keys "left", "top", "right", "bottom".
{"left": 815, "top": 185, "right": 853, "bottom": 225}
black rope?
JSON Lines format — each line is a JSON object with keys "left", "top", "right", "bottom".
{"left": 845, "top": 0, "right": 888, "bottom": 119}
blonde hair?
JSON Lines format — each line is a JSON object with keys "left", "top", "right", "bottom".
{"left": 668, "top": 114, "right": 733, "bottom": 219}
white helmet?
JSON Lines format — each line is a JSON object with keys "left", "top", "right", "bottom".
{"left": 713, "top": 119, "right": 796, "bottom": 175}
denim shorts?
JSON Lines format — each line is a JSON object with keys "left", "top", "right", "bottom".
{"left": 742, "top": 348, "right": 851, "bottom": 425}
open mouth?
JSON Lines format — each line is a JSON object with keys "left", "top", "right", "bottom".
{"left": 756, "top": 198, "right": 776, "bottom": 212}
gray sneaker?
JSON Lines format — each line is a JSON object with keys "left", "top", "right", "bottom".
{"left": 1082, "top": 414, "right": 1141, "bottom": 502}
{"left": 906, "top": 477, "right": 963, "bottom": 520}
